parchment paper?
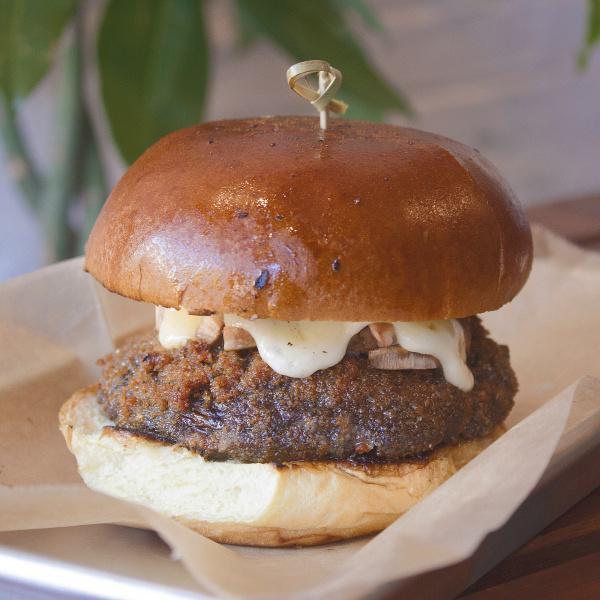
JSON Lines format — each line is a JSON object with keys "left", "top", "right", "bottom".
{"left": 0, "top": 226, "right": 598, "bottom": 599}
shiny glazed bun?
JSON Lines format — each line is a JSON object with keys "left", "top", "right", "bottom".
{"left": 85, "top": 117, "right": 532, "bottom": 321}
{"left": 59, "top": 388, "right": 500, "bottom": 547}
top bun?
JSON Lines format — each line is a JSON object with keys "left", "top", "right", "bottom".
{"left": 85, "top": 117, "right": 532, "bottom": 322}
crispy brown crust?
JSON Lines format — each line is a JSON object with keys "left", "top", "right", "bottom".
{"left": 85, "top": 116, "right": 532, "bottom": 322}
{"left": 97, "top": 318, "right": 516, "bottom": 464}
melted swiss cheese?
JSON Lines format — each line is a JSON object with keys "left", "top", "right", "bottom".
{"left": 157, "top": 309, "right": 474, "bottom": 390}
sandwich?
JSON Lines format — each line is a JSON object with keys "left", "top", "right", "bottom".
{"left": 59, "top": 116, "right": 532, "bottom": 547}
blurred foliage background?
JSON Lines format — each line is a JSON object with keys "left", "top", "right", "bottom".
{"left": 0, "top": 0, "right": 599, "bottom": 262}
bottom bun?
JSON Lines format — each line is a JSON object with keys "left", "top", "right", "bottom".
{"left": 59, "top": 388, "right": 502, "bottom": 547}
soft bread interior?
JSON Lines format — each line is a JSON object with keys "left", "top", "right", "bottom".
{"left": 59, "top": 388, "right": 500, "bottom": 547}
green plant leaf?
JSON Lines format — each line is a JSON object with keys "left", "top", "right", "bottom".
{"left": 235, "top": 0, "right": 412, "bottom": 120}
{"left": 334, "top": 0, "right": 383, "bottom": 33}
{"left": 235, "top": 0, "right": 262, "bottom": 49}
{"left": 578, "top": 0, "right": 600, "bottom": 68}
{"left": 0, "top": 0, "right": 77, "bottom": 100}
{"left": 98, "top": 0, "right": 209, "bottom": 164}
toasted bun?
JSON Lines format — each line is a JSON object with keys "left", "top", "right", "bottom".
{"left": 60, "top": 387, "right": 500, "bottom": 547}
{"left": 85, "top": 117, "right": 532, "bottom": 322}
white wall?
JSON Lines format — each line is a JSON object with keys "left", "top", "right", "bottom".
{"left": 2, "top": 0, "right": 599, "bottom": 279}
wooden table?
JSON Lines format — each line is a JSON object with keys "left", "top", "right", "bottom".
{"left": 460, "top": 196, "right": 600, "bottom": 599}
{"left": 461, "top": 490, "right": 600, "bottom": 598}
{"left": 528, "top": 195, "right": 600, "bottom": 251}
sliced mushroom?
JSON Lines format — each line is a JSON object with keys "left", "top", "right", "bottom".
{"left": 195, "top": 315, "right": 224, "bottom": 345}
{"left": 223, "top": 326, "right": 256, "bottom": 350}
{"left": 347, "top": 326, "right": 379, "bottom": 354}
{"left": 452, "top": 319, "right": 468, "bottom": 360}
{"left": 368, "top": 346, "right": 439, "bottom": 370}
{"left": 368, "top": 322, "right": 396, "bottom": 347}
{"left": 347, "top": 323, "right": 397, "bottom": 354}
{"left": 155, "top": 306, "right": 165, "bottom": 331}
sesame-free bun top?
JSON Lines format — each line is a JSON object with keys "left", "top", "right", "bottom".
{"left": 85, "top": 117, "right": 532, "bottom": 321}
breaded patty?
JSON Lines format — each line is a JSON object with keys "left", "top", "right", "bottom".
{"left": 97, "top": 318, "right": 516, "bottom": 463}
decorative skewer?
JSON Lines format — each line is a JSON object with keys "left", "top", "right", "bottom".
{"left": 286, "top": 60, "right": 348, "bottom": 130}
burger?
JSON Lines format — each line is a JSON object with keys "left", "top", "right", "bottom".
{"left": 59, "top": 116, "right": 532, "bottom": 547}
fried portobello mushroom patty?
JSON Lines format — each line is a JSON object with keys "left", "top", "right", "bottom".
{"left": 97, "top": 318, "right": 516, "bottom": 463}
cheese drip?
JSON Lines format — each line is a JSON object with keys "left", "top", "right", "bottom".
{"left": 224, "top": 315, "right": 368, "bottom": 378}
{"left": 157, "top": 309, "right": 474, "bottom": 390}
{"left": 157, "top": 307, "right": 209, "bottom": 349}
{"left": 392, "top": 321, "right": 474, "bottom": 391}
